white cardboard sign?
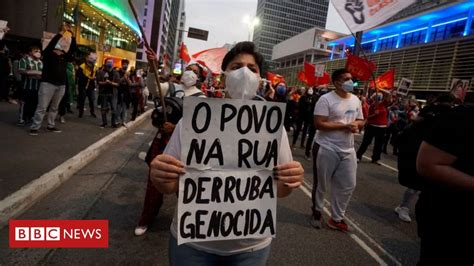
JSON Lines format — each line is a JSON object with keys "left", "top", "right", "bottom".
{"left": 396, "top": 78, "right": 413, "bottom": 96}
{"left": 177, "top": 97, "right": 286, "bottom": 245}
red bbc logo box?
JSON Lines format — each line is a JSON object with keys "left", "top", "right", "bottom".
{"left": 9, "top": 220, "right": 108, "bottom": 248}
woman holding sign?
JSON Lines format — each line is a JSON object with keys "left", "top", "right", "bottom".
{"left": 149, "top": 42, "right": 304, "bottom": 266}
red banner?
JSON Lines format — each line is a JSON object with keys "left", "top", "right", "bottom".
{"left": 345, "top": 54, "right": 376, "bottom": 81}
{"left": 192, "top": 47, "right": 228, "bottom": 74}
{"left": 9, "top": 220, "right": 108, "bottom": 248}
{"left": 370, "top": 69, "right": 395, "bottom": 89}
{"left": 179, "top": 43, "right": 192, "bottom": 63}
{"left": 297, "top": 70, "right": 308, "bottom": 85}
{"left": 302, "top": 62, "right": 330, "bottom": 86}
{"left": 267, "top": 72, "right": 285, "bottom": 86}
{"left": 315, "top": 72, "right": 330, "bottom": 86}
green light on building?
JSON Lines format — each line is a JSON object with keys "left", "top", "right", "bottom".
{"left": 86, "top": 0, "right": 141, "bottom": 37}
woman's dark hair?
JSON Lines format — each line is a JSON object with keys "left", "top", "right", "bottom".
{"left": 331, "top": 68, "right": 350, "bottom": 85}
{"left": 221, "top": 41, "right": 264, "bottom": 73}
{"left": 189, "top": 63, "right": 205, "bottom": 82}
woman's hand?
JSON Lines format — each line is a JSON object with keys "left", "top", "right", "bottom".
{"left": 150, "top": 154, "right": 186, "bottom": 194}
{"left": 274, "top": 161, "right": 304, "bottom": 197}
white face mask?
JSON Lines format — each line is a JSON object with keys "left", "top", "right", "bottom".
{"left": 225, "top": 67, "right": 260, "bottom": 100}
{"left": 307, "top": 89, "right": 314, "bottom": 95}
{"left": 181, "top": 70, "right": 198, "bottom": 88}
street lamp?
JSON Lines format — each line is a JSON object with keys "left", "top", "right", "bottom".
{"left": 242, "top": 15, "right": 260, "bottom": 41}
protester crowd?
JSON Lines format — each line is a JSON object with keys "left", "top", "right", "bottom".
{"left": 1, "top": 26, "right": 472, "bottom": 264}
{"left": 0, "top": 24, "right": 151, "bottom": 135}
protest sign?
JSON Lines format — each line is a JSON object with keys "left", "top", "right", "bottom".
{"left": 178, "top": 97, "right": 286, "bottom": 245}
{"left": 42, "top": 31, "right": 56, "bottom": 50}
{"left": 0, "top": 20, "right": 8, "bottom": 40}
{"left": 396, "top": 78, "right": 413, "bottom": 96}
{"left": 450, "top": 78, "right": 470, "bottom": 102}
{"left": 315, "top": 64, "right": 325, "bottom": 77}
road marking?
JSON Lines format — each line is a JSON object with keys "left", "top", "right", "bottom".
{"left": 300, "top": 182, "right": 401, "bottom": 266}
{"left": 362, "top": 156, "right": 399, "bottom": 172}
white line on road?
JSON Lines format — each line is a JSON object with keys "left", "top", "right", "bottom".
{"left": 300, "top": 182, "right": 401, "bottom": 266}
{"left": 362, "top": 156, "right": 399, "bottom": 172}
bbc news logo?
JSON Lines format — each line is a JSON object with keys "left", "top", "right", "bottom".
{"left": 9, "top": 220, "right": 108, "bottom": 248}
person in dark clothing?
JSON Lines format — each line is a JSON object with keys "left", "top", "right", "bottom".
{"left": 129, "top": 68, "right": 144, "bottom": 121}
{"left": 304, "top": 87, "right": 319, "bottom": 159}
{"left": 292, "top": 87, "right": 315, "bottom": 149}
{"left": 416, "top": 103, "right": 474, "bottom": 265}
{"left": 77, "top": 52, "right": 97, "bottom": 118}
{"left": 96, "top": 58, "right": 119, "bottom": 128}
{"left": 29, "top": 22, "right": 77, "bottom": 135}
{"left": 117, "top": 59, "right": 131, "bottom": 125}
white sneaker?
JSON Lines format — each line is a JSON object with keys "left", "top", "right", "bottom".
{"left": 134, "top": 226, "right": 148, "bottom": 236}
{"left": 60, "top": 116, "right": 66, "bottom": 124}
{"left": 394, "top": 206, "right": 412, "bottom": 222}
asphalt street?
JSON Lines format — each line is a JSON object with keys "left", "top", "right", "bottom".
{"left": 0, "top": 120, "right": 420, "bottom": 265}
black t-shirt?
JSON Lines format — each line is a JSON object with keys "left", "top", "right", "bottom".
{"left": 417, "top": 105, "right": 474, "bottom": 237}
{"left": 97, "top": 69, "right": 119, "bottom": 95}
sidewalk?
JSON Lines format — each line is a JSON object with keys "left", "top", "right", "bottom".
{"left": 0, "top": 101, "right": 150, "bottom": 201}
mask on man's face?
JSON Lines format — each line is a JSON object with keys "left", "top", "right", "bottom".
{"left": 341, "top": 80, "right": 354, "bottom": 92}
{"left": 122, "top": 65, "right": 128, "bottom": 71}
{"left": 224, "top": 67, "right": 260, "bottom": 100}
{"left": 105, "top": 62, "right": 113, "bottom": 69}
{"left": 307, "top": 89, "right": 314, "bottom": 95}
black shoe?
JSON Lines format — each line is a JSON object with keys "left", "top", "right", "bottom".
{"left": 78, "top": 112, "right": 83, "bottom": 118}
{"left": 371, "top": 160, "right": 382, "bottom": 166}
{"left": 91, "top": 113, "right": 97, "bottom": 118}
{"left": 29, "top": 129, "right": 39, "bottom": 136}
{"left": 100, "top": 123, "right": 107, "bottom": 128}
{"left": 47, "top": 127, "right": 62, "bottom": 133}
{"left": 112, "top": 124, "right": 118, "bottom": 128}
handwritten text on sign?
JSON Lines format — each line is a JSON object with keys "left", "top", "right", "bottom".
{"left": 178, "top": 97, "right": 286, "bottom": 245}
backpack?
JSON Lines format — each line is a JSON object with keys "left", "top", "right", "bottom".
{"left": 397, "top": 105, "right": 453, "bottom": 190}
{"left": 151, "top": 83, "right": 204, "bottom": 128}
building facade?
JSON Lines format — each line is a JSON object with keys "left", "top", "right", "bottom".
{"left": 272, "top": 27, "right": 346, "bottom": 86}
{"left": 253, "top": 0, "right": 330, "bottom": 71}
{"left": 274, "top": 0, "right": 474, "bottom": 99}
{"left": 388, "top": 0, "right": 454, "bottom": 22}
{"left": 135, "top": 0, "right": 184, "bottom": 70}
{"left": 1, "top": 0, "right": 143, "bottom": 67}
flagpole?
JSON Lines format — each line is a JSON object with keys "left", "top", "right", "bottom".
{"left": 349, "top": 31, "right": 379, "bottom": 91}
{"left": 128, "top": 0, "right": 167, "bottom": 122}
{"left": 332, "top": 8, "right": 380, "bottom": 92}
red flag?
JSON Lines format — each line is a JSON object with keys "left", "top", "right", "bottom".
{"left": 315, "top": 72, "right": 330, "bottom": 86}
{"left": 179, "top": 43, "right": 192, "bottom": 63}
{"left": 297, "top": 71, "right": 308, "bottom": 85}
{"left": 267, "top": 72, "right": 285, "bottom": 86}
{"left": 192, "top": 47, "right": 228, "bottom": 74}
{"left": 370, "top": 69, "right": 395, "bottom": 89}
{"left": 345, "top": 54, "right": 376, "bottom": 81}
{"left": 304, "top": 62, "right": 316, "bottom": 86}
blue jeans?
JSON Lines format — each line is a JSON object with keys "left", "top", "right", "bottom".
{"left": 168, "top": 235, "right": 271, "bottom": 266}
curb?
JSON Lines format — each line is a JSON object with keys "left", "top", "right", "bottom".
{"left": 0, "top": 109, "right": 153, "bottom": 228}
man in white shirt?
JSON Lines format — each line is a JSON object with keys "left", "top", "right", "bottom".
{"left": 311, "top": 68, "right": 365, "bottom": 232}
